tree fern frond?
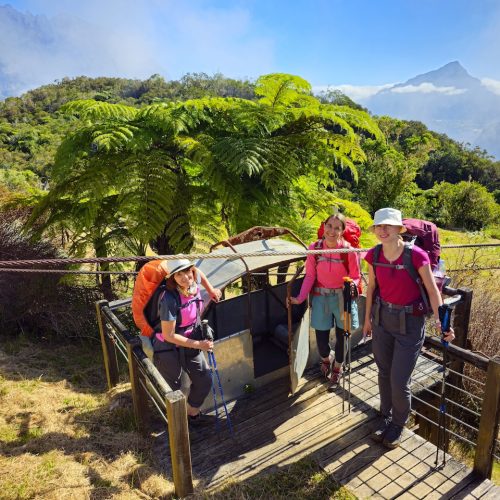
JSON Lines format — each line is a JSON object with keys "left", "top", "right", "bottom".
{"left": 61, "top": 99, "right": 138, "bottom": 122}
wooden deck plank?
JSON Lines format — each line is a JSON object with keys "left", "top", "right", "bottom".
{"left": 165, "top": 348, "right": 499, "bottom": 499}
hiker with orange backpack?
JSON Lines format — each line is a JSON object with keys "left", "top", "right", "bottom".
{"left": 288, "top": 213, "right": 361, "bottom": 391}
{"left": 362, "top": 208, "right": 455, "bottom": 449}
{"left": 152, "top": 259, "right": 221, "bottom": 425}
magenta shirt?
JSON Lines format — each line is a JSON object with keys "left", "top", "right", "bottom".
{"left": 295, "top": 240, "right": 361, "bottom": 303}
{"left": 364, "top": 245, "right": 430, "bottom": 305}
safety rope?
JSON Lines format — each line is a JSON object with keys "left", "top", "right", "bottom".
{"left": 0, "top": 242, "right": 498, "bottom": 270}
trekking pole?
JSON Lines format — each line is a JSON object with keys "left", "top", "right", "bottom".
{"left": 342, "top": 278, "right": 353, "bottom": 414}
{"left": 202, "top": 320, "right": 233, "bottom": 435}
{"left": 435, "top": 303, "right": 452, "bottom": 468}
{"left": 206, "top": 346, "right": 220, "bottom": 432}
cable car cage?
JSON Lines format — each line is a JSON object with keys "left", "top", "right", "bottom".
{"left": 95, "top": 228, "right": 500, "bottom": 496}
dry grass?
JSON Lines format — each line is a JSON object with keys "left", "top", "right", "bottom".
{"left": 0, "top": 337, "right": 174, "bottom": 500}
{"left": 0, "top": 337, "right": 355, "bottom": 500}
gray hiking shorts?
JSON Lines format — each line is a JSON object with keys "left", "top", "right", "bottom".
{"left": 152, "top": 339, "right": 212, "bottom": 409}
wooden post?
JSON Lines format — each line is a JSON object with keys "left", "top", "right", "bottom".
{"left": 448, "top": 288, "right": 472, "bottom": 402}
{"left": 452, "top": 288, "right": 473, "bottom": 350}
{"left": 474, "top": 355, "right": 500, "bottom": 479}
{"left": 165, "top": 390, "right": 193, "bottom": 497}
{"left": 96, "top": 300, "right": 119, "bottom": 389}
{"left": 126, "top": 341, "right": 150, "bottom": 433}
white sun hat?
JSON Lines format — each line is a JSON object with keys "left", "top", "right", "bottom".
{"left": 369, "top": 208, "right": 406, "bottom": 233}
{"left": 167, "top": 258, "right": 194, "bottom": 276}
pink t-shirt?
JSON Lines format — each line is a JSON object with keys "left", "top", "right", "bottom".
{"left": 364, "top": 245, "right": 430, "bottom": 305}
{"left": 295, "top": 240, "right": 361, "bottom": 303}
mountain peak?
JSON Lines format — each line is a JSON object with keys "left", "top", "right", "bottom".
{"left": 399, "top": 61, "right": 481, "bottom": 89}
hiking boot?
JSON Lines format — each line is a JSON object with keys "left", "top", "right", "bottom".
{"left": 320, "top": 359, "right": 331, "bottom": 379}
{"left": 382, "top": 423, "right": 404, "bottom": 449}
{"left": 327, "top": 367, "right": 342, "bottom": 392}
{"left": 371, "top": 416, "right": 392, "bottom": 443}
{"left": 188, "top": 413, "right": 212, "bottom": 427}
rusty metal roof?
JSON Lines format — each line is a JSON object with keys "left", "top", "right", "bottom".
{"left": 195, "top": 238, "right": 305, "bottom": 292}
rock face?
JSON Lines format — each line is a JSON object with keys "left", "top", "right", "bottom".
{"left": 364, "top": 61, "right": 500, "bottom": 159}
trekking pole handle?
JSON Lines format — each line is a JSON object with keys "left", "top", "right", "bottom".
{"left": 202, "top": 319, "right": 214, "bottom": 341}
{"left": 438, "top": 304, "right": 452, "bottom": 347}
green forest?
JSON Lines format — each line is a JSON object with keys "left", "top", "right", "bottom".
{"left": 1, "top": 72, "right": 499, "bottom": 337}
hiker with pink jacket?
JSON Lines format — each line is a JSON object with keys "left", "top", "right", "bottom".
{"left": 288, "top": 213, "right": 360, "bottom": 391}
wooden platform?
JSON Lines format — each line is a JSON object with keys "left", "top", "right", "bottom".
{"left": 159, "top": 343, "right": 499, "bottom": 498}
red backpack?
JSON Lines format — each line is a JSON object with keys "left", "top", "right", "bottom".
{"left": 316, "top": 218, "right": 362, "bottom": 293}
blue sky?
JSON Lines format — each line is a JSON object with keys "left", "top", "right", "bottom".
{"left": 2, "top": 0, "right": 500, "bottom": 98}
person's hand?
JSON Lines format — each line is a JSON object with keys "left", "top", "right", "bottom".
{"left": 287, "top": 296, "right": 300, "bottom": 308}
{"left": 209, "top": 288, "right": 222, "bottom": 302}
{"left": 362, "top": 320, "right": 372, "bottom": 339}
{"left": 198, "top": 339, "right": 214, "bottom": 351}
{"left": 434, "top": 320, "right": 455, "bottom": 343}
{"left": 442, "top": 326, "right": 455, "bottom": 343}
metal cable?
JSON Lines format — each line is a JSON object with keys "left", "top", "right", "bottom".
{"left": 411, "top": 394, "right": 479, "bottom": 434}
{"left": 138, "top": 377, "right": 168, "bottom": 424}
{"left": 443, "top": 380, "right": 484, "bottom": 402}
{"left": 446, "top": 367, "right": 486, "bottom": 386}
{"left": 411, "top": 379, "right": 482, "bottom": 418}
{"left": 0, "top": 242, "right": 498, "bottom": 268}
{"left": 411, "top": 410, "right": 477, "bottom": 448}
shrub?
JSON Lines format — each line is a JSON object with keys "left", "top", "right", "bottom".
{"left": 0, "top": 209, "right": 101, "bottom": 339}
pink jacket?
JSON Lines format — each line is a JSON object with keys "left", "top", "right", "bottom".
{"left": 295, "top": 240, "right": 361, "bottom": 304}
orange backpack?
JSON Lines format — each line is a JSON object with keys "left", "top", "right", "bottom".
{"left": 131, "top": 260, "right": 169, "bottom": 337}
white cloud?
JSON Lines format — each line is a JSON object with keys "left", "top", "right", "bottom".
{"left": 0, "top": 1, "right": 275, "bottom": 97}
{"left": 313, "top": 83, "right": 394, "bottom": 101}
{"left": 391, "top": 83, "right": 467, "bottom": 96}
{"left": 481, "top": 78, "right": 500, "bottom": 95}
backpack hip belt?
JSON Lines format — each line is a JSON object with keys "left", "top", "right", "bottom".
{"left": 375, "top": 296, "right": 414, "bottom": 314}
{"left": 313, "top": 286, "right": 343, "bottom": 296}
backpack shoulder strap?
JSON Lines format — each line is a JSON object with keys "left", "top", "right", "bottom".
{"left": 402, "top": 243, "right": 430, "bottom": 310}
{"left": 373, "top": 244, "right": 382, "bottom": 265}
{"left": 340, "top": 240, "right": 349, "bottom": 273}
{"left": 402, "top": 243, "right": 419, "bottom": 282}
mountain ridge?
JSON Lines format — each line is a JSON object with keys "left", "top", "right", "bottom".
{"left": 364, "top": 61, "right": 500, "bottom": 158}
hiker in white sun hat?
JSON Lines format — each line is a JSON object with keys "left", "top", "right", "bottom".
{"left": 362, "top": 207, "right": 455, "bottom": 449}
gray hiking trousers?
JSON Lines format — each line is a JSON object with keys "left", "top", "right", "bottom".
{"left": 152, "top": 339, "right": 212, "bottom": 409}
{"left": 371, "top": 301, "right": 425, "bottom": 426}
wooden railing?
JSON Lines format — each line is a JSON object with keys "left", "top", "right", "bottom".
{"left": 96, "top": 299, "right": 193, "bottom": 498}
{"left": 415, "top": 287, "right": 500, "bottom": 479}
{"left": 97, "top": 285, "right": 499, "bottom": 487}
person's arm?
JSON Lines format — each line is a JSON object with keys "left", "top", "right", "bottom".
{"left": 362, "top": 263, "right": 376, "bottom": 337}
{"left": 289, "top": 251, "right": 317, "bottom": 305}
{"left": 161, "top": 319, "right": 213, "bottom": 351}
{"left": 197, "top": 268, "right": 222, "bottom": 302}
{"left": 419, "top": 264, "right": 455, "bottom": 343}
{"left": 347, "top": 249, "right": 361, "bottom": 284}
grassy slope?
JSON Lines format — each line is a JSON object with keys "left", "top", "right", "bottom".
{"left": 0, "top": 337, "right": 173, "bottom": 499}
{"left": 0, "top": 337, "right": 354, "bottom": 499}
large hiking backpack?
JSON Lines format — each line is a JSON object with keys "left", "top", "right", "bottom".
{"left": 132, "top": 260, "right": 169, "bottom": 337}
{"left": 316, "top": 218, "right": 363, "bottom": 293}
{"left": 402, "top": 218, "right": 440, "bottom": 270}
{"left": 132, "top": 260, "right": 203, "bottom": 338}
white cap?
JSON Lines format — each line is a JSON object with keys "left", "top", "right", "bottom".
{"left": 369, "top": 208, "right": 406, "bottom": 233}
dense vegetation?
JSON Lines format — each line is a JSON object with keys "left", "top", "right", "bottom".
{"left": 0, "top": 72, "right": 499, "bottom": 324}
